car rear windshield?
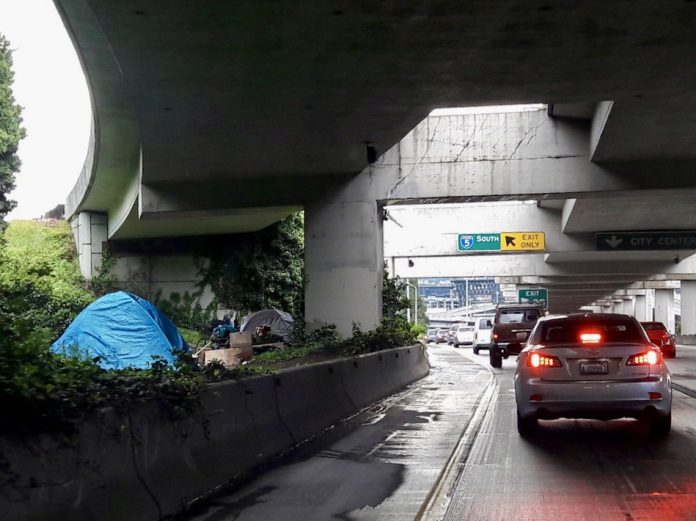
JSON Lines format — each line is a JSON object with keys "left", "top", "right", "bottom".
{"left": 529, "top": 318, "right": 646, "bottom": 346}
{"left": 458, "top": 325, "right": 473, "bottom": 331}
{"left": 642, "top": 322, "right": 667, "bottom": 331}
{"left": 498, "top": 309, "right": 541, "bottom": 324}
{"left": 478, "top": 319, "right": 492, "bottom": 329}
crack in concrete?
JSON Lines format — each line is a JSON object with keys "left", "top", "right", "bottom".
{"left": 453, "top": 115, "right": 490, "bottom": 163}
{"left": 387, "top": 117, "right": 442, "bottom": 199}
{"left": 506, "top": 121, "right": 544, "bottom": 160}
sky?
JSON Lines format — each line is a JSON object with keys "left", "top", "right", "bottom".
{"left": 0, "top": 0, "right": 91, "bottom": 220}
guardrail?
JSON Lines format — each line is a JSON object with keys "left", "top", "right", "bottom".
{"left": 0, "top": 345, "right": 429, "bottom": 521}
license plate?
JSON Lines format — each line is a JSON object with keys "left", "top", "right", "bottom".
{"left": 516, "top": 332, "right": 528, "bottom": 340}
{"left": 580, "top": 360, "right": 609, "bottom": 375}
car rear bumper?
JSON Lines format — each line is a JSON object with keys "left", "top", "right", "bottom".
{"left": 515, "top": 374, "right": 672, "bottom": 420}
{"left": 491, "top": 342, "right": 524, "bottom": 356}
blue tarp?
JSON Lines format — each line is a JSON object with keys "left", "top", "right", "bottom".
{"left": 51, "top": 291, "right": 188, "bottom": 370}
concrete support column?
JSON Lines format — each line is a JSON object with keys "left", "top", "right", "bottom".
{"left": 654, "top": 289, "right": 675, "bottom": 332}
{"left": 622, "top": 297, "right": 635, "bottom": 317}
{"left": 70, "top": 211, "right": 108, "bottom": 279}
{"left": 634, "top": 294, "right": 648, "bottom": 321}
{"left": 305, "top": 196, "right": 383, "bottom": 336}
{"left": 601, "top": 304, "right": 612, "bottom": 314}
{"left": 680, "top": 281, "right": 696, "bottom": 335}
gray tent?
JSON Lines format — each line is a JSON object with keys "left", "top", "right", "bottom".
{"left": 241, "top": 309, "right": 294, "bottom": 341}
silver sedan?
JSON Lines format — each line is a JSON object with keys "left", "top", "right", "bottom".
{"left": 514, "top": 313, "right": 672, "bottom": 437}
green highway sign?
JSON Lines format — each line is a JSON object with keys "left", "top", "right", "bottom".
{"left": 596, "top": 231, "right": 696, "bottom": 251}
{"left": 457, "top": 233, "right": 501, "bottom": 252}
{"left": 518, "top": 288, "right": 548, "bottom": 308}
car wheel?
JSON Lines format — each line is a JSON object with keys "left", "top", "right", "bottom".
{"left": 454, "top": 342, "right": 459, "bottom": 348}
{"left": 473, "top": 345, "right": 480, "bottom": 355}
{"left": 517, "top": 410, "right": 537, "bottom": 437}
{"left": 650, "top": 412, "right": 671, "bottom": 438}
{"left": 490, "top": 349, "right": 502, "bottom": 368}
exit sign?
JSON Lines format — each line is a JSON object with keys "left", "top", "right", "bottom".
{"left": 518, "top": 288, "right": 548, "bottom": 308}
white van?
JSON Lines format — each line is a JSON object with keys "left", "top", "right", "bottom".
{"left": 473, "top": 316, "right": 494, "bottom": 354}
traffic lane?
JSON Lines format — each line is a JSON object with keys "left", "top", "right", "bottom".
{"left": 445, "top": 352, "right": 696, "bottom": 521}
{"left": 185, "top": 346, "right": 490, "bottom": 521}
{"left": 667, "top": 344, "right": 696, "bottom": 391}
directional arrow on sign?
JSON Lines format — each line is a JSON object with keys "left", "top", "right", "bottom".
{"left": 504, "top": 235, "right": 516, "bottom": 247}
{"left": 604, "top": 235, "right": 623, "bottom": 249}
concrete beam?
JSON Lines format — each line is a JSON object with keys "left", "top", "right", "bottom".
{"left": 383, "top": 202, "right": 590, "bottom": 258}
{"left": 391, "top": 253, "right": 696, "bottom": 279}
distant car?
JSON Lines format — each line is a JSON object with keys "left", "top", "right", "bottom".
{"left": 641, "top": 321, "right": 676, "bottom": 358}
{"left": 447, "top": 323, "right": 460, "bottom": 344}
{"left": 426, "top": 328, "right": 439, "bottom": 343}
{"left": 454, "top": 324, "right": 475, "bottom": 347}
{"left": 473, "top": 316, "right": 494, "bottom": 354}
{"left": 435, "top": 329, "right": 449, "bottom": 343}
{"left": 515, "top": 313, "right": 672, "bottom": 437}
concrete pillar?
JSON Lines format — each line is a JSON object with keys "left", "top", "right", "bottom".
{"left": 601, "top": 304, "right": 612, "bottom": 314}
{"left": 647, "top": 289, "right": 656, "bottom": 321}
{"left": 304, "top": 196, "right": 383, "bottom": 336}
{"left": 680, "top": 281, "right": 696, "bottom": 335}
{"left": 654, "top": 289, "right": 675, "bottom": 332}
{"left": 634, "top": 294, "right": 648, "bottom": 321}
{"left": 622, "top": 297, "right": 635, "bottom": 317}
{"left": 70, "top": 211, "right": 108, "bottom": 279}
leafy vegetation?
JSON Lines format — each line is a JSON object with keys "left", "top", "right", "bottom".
{"left": 0, "top": 220, "right": 94, "bottom": 337}
{"left": 0, "top": 218, "right": 418, "bottom": 437}
{"left": 154, "top": 290, "right": 217, "bottom": 332}
{"left": 201, "top": 213, "right": 304, "bottom": 318}
{"left": 0, "top": 34, "right": 24, "bottom": 228}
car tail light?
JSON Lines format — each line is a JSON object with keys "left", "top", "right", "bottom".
{"left": 527, "top": 351, "right": 562, "bottom": 368}
{"left": 626, "top": 349, "right": 662, "bottom": 366}
{"left": 493, "top": 333, "right": 498, "bottom": 340}
{"left": 660, "top": 333, "right": 672, "bottom": 346}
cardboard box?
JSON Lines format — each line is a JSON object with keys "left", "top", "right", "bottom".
{"left": 203, "top": 344, "right": 253, "bottom": 367}
{"left": 229, "top": 332, "right": 252, "bottom": 348}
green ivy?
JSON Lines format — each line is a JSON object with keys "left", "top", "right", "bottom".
{"left": 154, "top": 290, "right": 217, "bottom": 332}
{"left": 201, "top": 213, "right": 304, "bottom": 318}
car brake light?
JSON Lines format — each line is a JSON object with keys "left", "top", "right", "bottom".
{"left": 580, "top": 332, "right": 602, "bottom": 344}
{"left": 527, "top": 352, "right": 562, "bottom": 368}
{"left": 493, "top": 333, "right": 498, "bottom": 340}
{"left": 626, "top": 349, "right": 661, "bottom": 366}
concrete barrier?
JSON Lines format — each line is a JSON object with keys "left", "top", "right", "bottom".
{"left": 0, "top": 345, "right": 429, "bottom": 521}
{"left": 676, "top": 335, "right": 696, "bottom": 345}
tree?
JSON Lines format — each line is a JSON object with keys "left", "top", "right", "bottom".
{"left": 43, "top": 204, "right": 66, "bottom": 220}
{"left": 0, "top": 34, "right": 25, "bottom": 229}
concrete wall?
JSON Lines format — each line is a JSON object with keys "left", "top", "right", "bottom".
{"left": 0, "top": 345, "right": 429, "bottom": 521}
{"left": 111, "top": 254, "right": 216, "bottom": 308}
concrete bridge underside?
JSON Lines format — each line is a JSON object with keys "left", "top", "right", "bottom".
{"left": 55, "top": 1, "right": 696, "bottom": 334}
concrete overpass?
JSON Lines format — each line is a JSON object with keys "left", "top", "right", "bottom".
{"left": 54, "top": 1, "right": 696, "bottom": 334}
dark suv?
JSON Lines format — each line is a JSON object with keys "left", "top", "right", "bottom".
{"left": 489, "top": 304, "right": 544, "bottom": 368}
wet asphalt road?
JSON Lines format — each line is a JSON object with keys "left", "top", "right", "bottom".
{"left": 442, "top": 346, "right": 696, "bottom": 521}
{"left": 183, "top": 345, "right": 696, "bottom": 521}
{"left": 185, "top": 347, "right": 490, "bottom": 521}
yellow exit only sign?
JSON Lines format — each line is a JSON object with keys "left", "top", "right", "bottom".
{"left": 500, "top": 232, "right": 545, "bottom": 251}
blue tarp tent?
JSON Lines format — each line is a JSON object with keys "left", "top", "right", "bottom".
{"left": 51, "top": 291, "right": 188, "bottom": 370}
